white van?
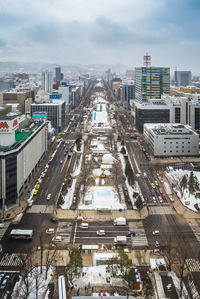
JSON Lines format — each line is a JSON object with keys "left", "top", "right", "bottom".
{"left": 143, "top": 172, "right": 147, "bottom": 178}
{"left": 79, "top": 223, "right": 88, "bottom": 229}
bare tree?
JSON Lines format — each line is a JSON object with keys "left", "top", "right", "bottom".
{"left": 174, "top": 247, "right": 187, "bottom": 298}
{"left": 39, "top": 235, "right": 44, "bottom": 275}
{"left": 45, "top": 248, "right": 57, "bottom": 280}
{"left": 112, "top": 162, "right": 124, "bottom": 201}
{"left": 159, "top": 235, "right": 177, "bottom": 271}
{"left": 32, "top": 266, "right": 40, "bottom": 299}
{"left": 81, "top": 157, "right": 90, "bottom": 197}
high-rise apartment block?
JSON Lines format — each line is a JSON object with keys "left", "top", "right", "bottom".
{"left": 174, "top": 71, "right": 191, "bottom": 87}
{"left": 41, "top": 70, "right": 53, "bottom": 93}
{"left": 135, "top": 67, "right": 170, "bottom": 102}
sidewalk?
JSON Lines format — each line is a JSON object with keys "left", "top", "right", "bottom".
{"left": 3, "top": 201, "right": 27, "bottom": 221}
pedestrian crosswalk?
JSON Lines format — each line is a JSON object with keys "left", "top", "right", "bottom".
{"left": 56, "top": 222, "right": 72, "bottom": 244}
{"left": 186, "top": 258, "right": 200, "bottom": 272}
{"left": 0, "top": 222, "right": 9, "bottom": 240}
{"left": 0, "top": 253, "right": 23, "bottom": 267}
{"left": 128, "top": 221, "right": 148, "bottom": 247}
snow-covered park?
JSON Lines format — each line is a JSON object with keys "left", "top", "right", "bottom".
{"left": 79, "top": 186, "right": 126, "bottom": 210}
{"left": 167, "top": 169, "right": 200, "bottom": 212}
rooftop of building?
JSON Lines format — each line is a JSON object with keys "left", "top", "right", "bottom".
{"left": 31, "top": 100, "right": 65, "bottom": 106}
{"left": 145, "top": 123, "right": 197, "bottom": 136}
{"left": 134, "top": 100, "right": 168, "bottom": 109}
{"left": 0, "top": 112, "right": 20, "bottom": 120}
{"left": 0, "top": 120, "right": 45, "bottom": 153}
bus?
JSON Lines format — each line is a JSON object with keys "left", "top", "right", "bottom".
{"left": 58, "top": 275, "right": 67, "bottom": 299}
{"left": 10, "top": 229, "right": 33, "bottom": 240}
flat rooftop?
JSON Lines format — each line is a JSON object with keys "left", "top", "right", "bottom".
{"left": 145, "top": 123, "right": 197, "bottom": 136}
{"left": 0, "top": 120, "right": 44, "bottom": 153}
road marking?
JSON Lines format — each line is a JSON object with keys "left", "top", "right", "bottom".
{"left": 73, "top": 222, "right": 77, "bottom": 244}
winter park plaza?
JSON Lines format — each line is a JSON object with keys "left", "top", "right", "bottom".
{"left": 1, "top": 79, "right": 200, "bottom": 298}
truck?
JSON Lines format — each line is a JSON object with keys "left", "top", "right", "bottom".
{"left": 114, "top": 236, "right": 127, "bottom": 245}
{"left": 113, "top": 217, "right": 126, "bottom": 226}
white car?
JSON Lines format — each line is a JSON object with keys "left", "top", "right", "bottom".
{"left": 155, "top": 241, "right": 160, "bottom": 248}
{"left": 46, "top": 228, "right": 55, "bottom": 234}
{"left": 152, "top": 196, "right": 157, "bottom": 203}
{"left": 52, "top": 236, "right": 62, "bottom": 242}
{"left": 151, "top": 183, "right": 155, "bottom": 189}
{"left": 47, "top": 194, "right": 51, "bottom": 200}
{"left": 152, "top": 230, "right": 160, "bottom": 235}
{"left": 0, "top": 223, "right": 5, "bottom": 229}
{"left": 96, "top": 230, "right": 105, "bottom": 236}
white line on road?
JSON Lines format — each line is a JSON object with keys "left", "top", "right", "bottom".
{"left": 73, "top": 222, "right": 77, "bottom": 244}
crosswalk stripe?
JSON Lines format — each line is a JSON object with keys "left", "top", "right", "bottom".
{"left": 186, "top": 259, "right": 200, "bottom": 272}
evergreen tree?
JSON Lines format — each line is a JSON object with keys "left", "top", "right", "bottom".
{"left": 121, "top": 146, "right": 126, "bottom": 155}
{"left": 180, "top": 175, "right": 188, "bottom": 195}
{"left": 189, "top": 171, "right": 195, "bottom": 194}
{"left": 135, "top": 195, "right": 143, "bottom": 209}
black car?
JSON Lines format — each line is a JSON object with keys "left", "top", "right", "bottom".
{"left": 126, "top": 231, "right": 136, "bottom": 237}
{"left": 50, "top": 217, "right": 58, "bottom": 223}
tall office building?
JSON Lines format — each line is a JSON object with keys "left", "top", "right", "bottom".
{"left": 41, "top": 70, "right": 53, "bottom": 93}
{"left": 55, "top": 66, "right": 62, "bottom": 82}
{"left": 174, "top": 71, "right": 191, "bottom": 87}
{"left": 122, "top": 81, "right": 135, "bottom": 110}
{"left": 135, "top": 67, "right": 170, "bottom": 102}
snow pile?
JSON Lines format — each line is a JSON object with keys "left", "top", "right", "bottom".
{"left": 73, "top": 144, "right": 84, "bottom": 177}
{"left": 78, "top": 186, "right": 125, "bottom": 210}
{"left": 61, "top": 179, "right": 76, "bottom": 209}
{"left": 93, "top": 168, "right": 111, "bottom": 176}
{"left": 167, "top": 169, "right": 200, "bottom": 212}
{"left": 13, "top": 266, "right": 54, "bottom": 299}
{"left": 102, "top": 153, "right": 114, "bottom": 164}
{"left": 168, "top": 271, "right": 189, "bottom": 299}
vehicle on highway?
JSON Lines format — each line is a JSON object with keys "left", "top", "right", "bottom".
{"left": 60, "top": 160, "right": 63, "bottom": 164}
{"left": 155, "top": 241, "right": 160, "bottom": 247}
{"left": 46, "top": 228, "right": 55, "bottom": 234}
{"left": 169, "top": 197, "right": 174, "bottom": 202}
{"left": 151, "top": 190, "right": 155, "bottom": 196}
{"left": 97, "top": 230, "right": 105, "bottom": 236}
{"left": 126, "top": 231, "right": 136, "bottom": 237}
{"left": 152, "top": 196, "right": 156, "bottom": 203}
{"left": 143, "top": 172, "right": 147, "bottom": 178}
{"left": 33, "top": 190, "right": 38, "bottom": 195}
{"left": 52, "top": 236, "right": 62, "bottom": 242}
{"left": 0, "top": 223, "right": 5, "bottom": 229}
{"left": 152, "top": 230, "right": 160, "bottom": 235}
{"left": 154, "top": 180, "right": 159, "bottom": 186}
{"left": 41, "top": 172, "right": 45, "bottom": 178}
{"left": 158, "top": 196, "right": 163, "bottom": 203}
{"left": 151, "top": 183, "right": 155, "bottom": 189}
{"left": 153, "top": 248, "right": 160, "bottom": 254}
{"left": 36, "top": 184, "right": 40, "bottom": 190}
{"left": 10, "top": 229, "right": 33, "bottom": 239}
{"left": 159, "top": 188, "right": 162, "bottom": 194}
{"left": 79, "top": 223, "right": 88, "bottom": 229}
{"left": 47, "top": 194, "right": 52, "bottom": 200}
{"left": 113, "top": 217, "right": 126, "bottom": 226}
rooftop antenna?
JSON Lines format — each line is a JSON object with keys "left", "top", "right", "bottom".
{"left": 143, "top": 53, "right": 151, "bottom": 67}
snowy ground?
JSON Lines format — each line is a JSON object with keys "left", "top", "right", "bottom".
{"left": 167, "top": 169, "right": 200, "bottom": 212}
{"left": 61, "top": 179, "right": 76, "bottom": 209}
{"left": 72, "top": 265, "right": 125, "bottom": 290}
{"left": 13, "top": 266, "right": 54, "bottom": 299}
{"left": 79, "top": 186, "right": 126, "bottom": 210}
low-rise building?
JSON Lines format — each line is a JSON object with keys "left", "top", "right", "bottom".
{"left": 144, "top": 123, "right": 199, "bottom": 157}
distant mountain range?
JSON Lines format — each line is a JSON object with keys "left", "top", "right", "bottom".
{"left": 0, "top": 61, "right": 129, "bottom": 74}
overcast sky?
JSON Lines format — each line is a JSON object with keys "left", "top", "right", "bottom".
{"left": 0, "top": 0, "right": 200, "bottom": 73}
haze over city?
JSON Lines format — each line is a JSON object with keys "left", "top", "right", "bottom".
{"left": 0, "top": 0, "right": 200, "bottom": 72}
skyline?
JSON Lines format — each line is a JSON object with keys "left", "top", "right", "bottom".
{"left": 0, "top": 0, "right": 200, "bottom": 73}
